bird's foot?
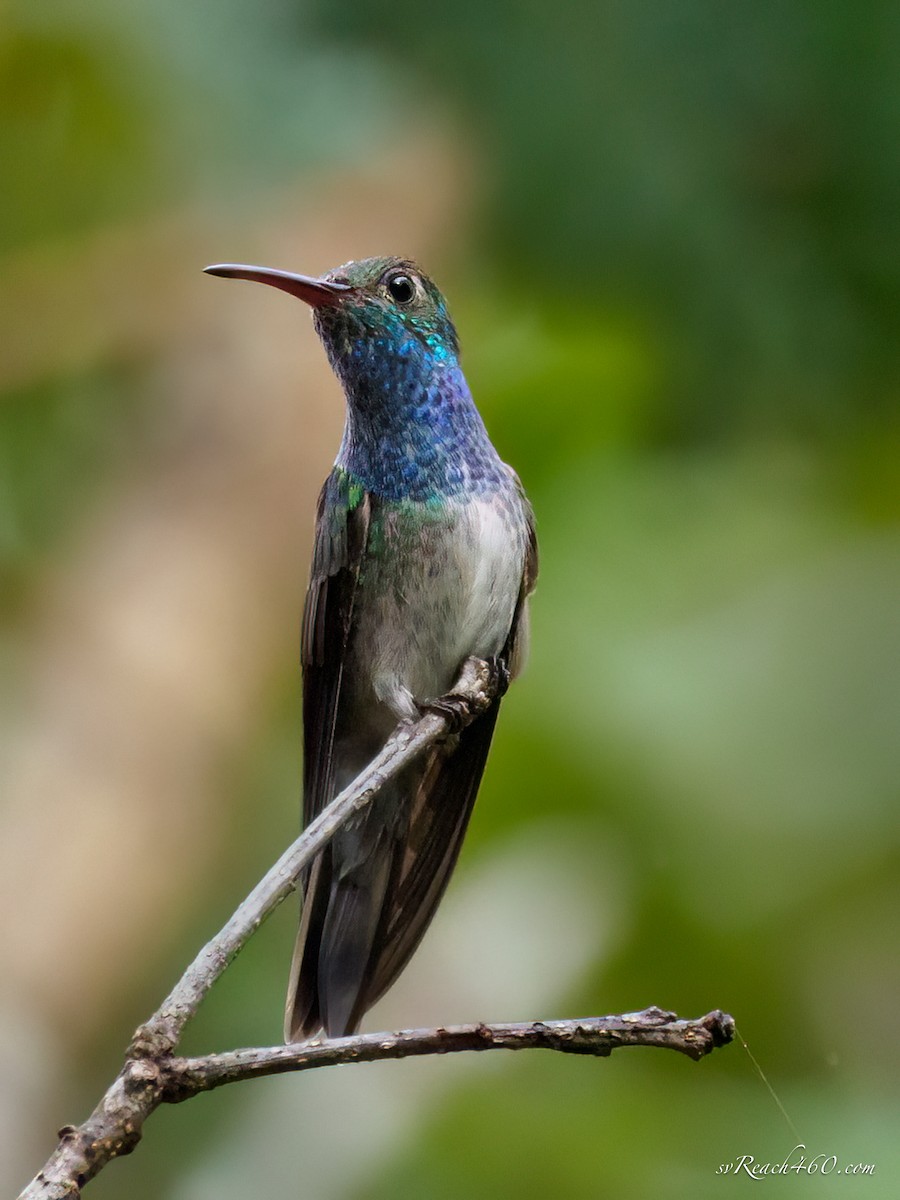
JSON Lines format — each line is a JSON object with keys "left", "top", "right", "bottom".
{"left": 419, "top": 691, "right": 474, "bottom": 733}
{"left": 418, "top": 656, "right": 509, "bottom": 732}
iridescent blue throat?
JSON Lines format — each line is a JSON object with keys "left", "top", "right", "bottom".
{"left": 321, "top": 318, "right": 505, "bottom": 503}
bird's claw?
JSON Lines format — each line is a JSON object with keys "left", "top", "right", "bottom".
{"left": 486, "top": 655, "right": 511, "bottom": 699}
{"left": 419, "top": 656, "right": 509, "bottom": 732}
{"left": 419, "top": 692, "right": 473, "bottom": 733}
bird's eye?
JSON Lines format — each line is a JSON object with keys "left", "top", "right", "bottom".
{"left": 387, "top": 274, "right": 416, "bottom": 304}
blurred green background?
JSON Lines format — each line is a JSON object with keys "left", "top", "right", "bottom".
{"left": 2, "top": 1, "right": 898, "bottom": 1196}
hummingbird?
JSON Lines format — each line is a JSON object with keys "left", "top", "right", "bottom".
{"left": 205, "top": 256, "right": 537, "bottom": 1040}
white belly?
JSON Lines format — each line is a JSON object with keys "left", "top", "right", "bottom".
{"left": 357, "top": 496, "right": 526, "bottom": 720}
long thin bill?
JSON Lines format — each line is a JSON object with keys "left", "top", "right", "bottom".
{"left": 203, "top": 264, "right": 353, "bottom": 307}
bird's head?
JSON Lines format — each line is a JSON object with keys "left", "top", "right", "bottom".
{"left": 204, "top": 256, "right": 461, "bottom": 391}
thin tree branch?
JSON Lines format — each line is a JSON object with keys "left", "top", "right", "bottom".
{"left": 17, "top": 656, "right": 735, "bottom": 1200}
{"left": 23, "top": 1010, "right": 734, "bottom": 1199}
{"left": 162, "top": 1008, "right": 735, "bottom": 1100}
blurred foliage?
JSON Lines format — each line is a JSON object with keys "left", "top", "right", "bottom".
{"left": 2, "top": 1, "right": 898, "bottom": 1198}
{"left": 319, "top": 0, "right": 900, "bottom": 440}
{"left": 0, "top": 366, "right": 143, "bottom": 615}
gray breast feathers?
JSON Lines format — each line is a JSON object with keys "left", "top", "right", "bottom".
{"left": 356, "top": 494, "right": 528, "bottom": 720}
